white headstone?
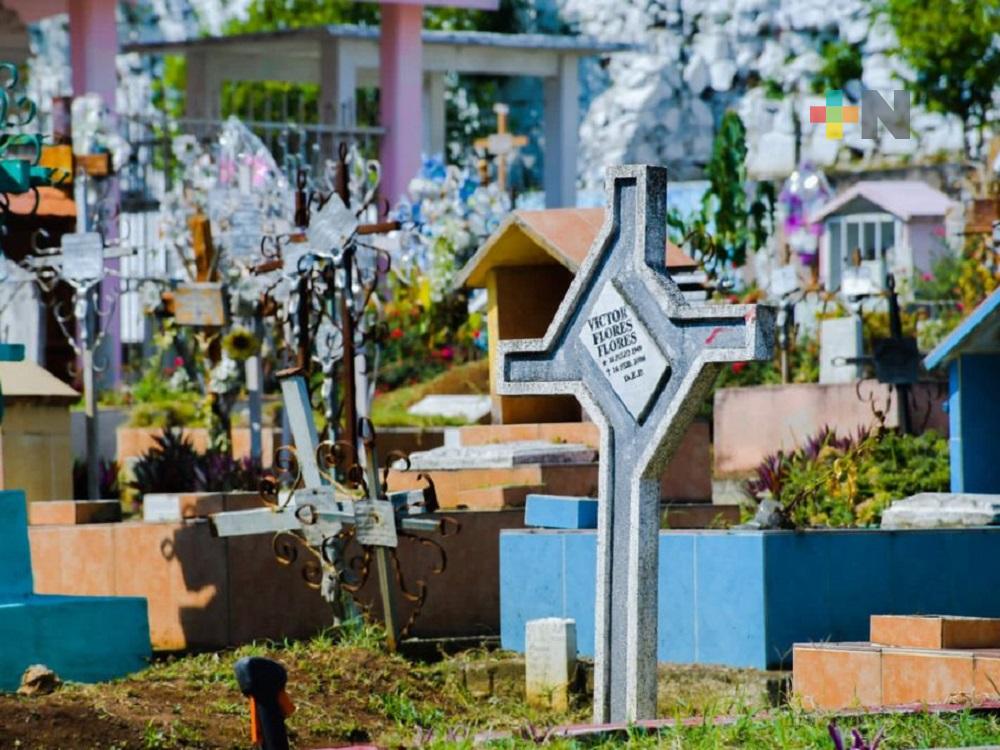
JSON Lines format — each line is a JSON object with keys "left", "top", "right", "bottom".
{"left": 819, "top": 316, "right": 863, "bottom": 384}
{"left": 525, "top": 617, "right": 577, "bottom": 711}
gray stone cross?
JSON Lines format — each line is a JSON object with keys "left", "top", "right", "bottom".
{"left": 498, "top": 165, "right": 775, "bottom": 723}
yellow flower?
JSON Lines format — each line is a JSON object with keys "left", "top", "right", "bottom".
{"left": 222, "top": 327, "right": 261, "bottom": 361}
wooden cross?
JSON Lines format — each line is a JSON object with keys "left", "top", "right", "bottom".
{"left": 474, "top": 103, "right": 528, "bottom": 192}
{"left": 498, "top": 165, "right": 776, "bottom": 722}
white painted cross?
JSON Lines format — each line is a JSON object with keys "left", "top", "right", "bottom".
{"left": 498, "top": 165, "right": 776, "bottom": 722}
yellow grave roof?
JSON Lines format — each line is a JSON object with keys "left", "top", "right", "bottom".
{"left": 0, "top": 361, "right": 79, "bottom": 403}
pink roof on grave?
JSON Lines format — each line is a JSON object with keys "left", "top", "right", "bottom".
{"left": 456, "top": 207, "right": 698, "bottom": 289}
{"left": 810, "top": 180, "right": 955, "bottom": 224}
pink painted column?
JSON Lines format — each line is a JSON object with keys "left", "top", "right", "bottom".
{"left": 379, "top": 3, "right": 424, "bottom": 208}
{"left": 68, "top": 0, "right": 118, "bottom": 107}
{"left": 69, "top": 0, "right": 122, "bottom": 386}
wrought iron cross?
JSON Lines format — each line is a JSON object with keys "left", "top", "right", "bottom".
{"left": 209, "top": 372, "right": 443, "bottom": 651}
{"left": 22, "top": 169, "right": 132, "bottom": 500}
{"left": 498, "top": 166, "right": 775, "bottom": 722}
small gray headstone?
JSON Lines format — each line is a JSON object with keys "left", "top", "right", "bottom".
{"left": 407, "top": 394, "right": 491, "bottom": 423}
{"left": 820, "top": 316, "right": 863, "bottom": 383}
{"left": 525, "top": 617, "right": 577, "bottom": 711}
{"left": 881, "top": 492, "right": 1000, "bottom": 529}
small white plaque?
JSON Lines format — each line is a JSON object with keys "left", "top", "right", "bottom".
{"left": 354, "top": 499, "right": 398, "bottom": 548}
{"left": 61, "top": 232, "right": 104, "bottom": 282}
{"left": 578, "top": 283, "right": 670, "bottom": 421}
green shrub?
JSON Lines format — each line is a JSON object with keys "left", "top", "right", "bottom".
{"left": 745, "top": 426, "right": 950, "bottom": 528}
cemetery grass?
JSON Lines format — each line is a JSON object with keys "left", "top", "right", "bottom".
{"left": 372, "top": 359, "right": 490, "bottom": 427}
{"left": 3, "top": 630, "right": 1000, "bottom": 748}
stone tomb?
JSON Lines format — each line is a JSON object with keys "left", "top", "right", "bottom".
{"left": 794, "top": 615, "right": 1000, "bottom": 710}
{"left": 497, "top": 165, "right": 774, "bottom": 721}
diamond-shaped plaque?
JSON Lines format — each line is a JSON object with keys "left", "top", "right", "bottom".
{"left": 578, "top": 282, "right": 670, "bottom": 422}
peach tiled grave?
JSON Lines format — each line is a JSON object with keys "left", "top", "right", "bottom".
{"left": 795, "top": 615, "right": 1000, "bottom": 711}
{"left": 872, "top": 615, "right": 1000, "bottom": 650}
{"left": 792, "top": 643, "right": 882, "bottom": 710}
{"left": 881, "top": 649, "right": 975, "bottom": 705}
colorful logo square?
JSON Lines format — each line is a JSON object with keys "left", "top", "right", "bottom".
{"left": 809, "top": 91, "right": 860, "bottom": 139}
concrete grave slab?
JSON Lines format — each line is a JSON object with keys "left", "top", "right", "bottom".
{"left": 881, "top": 492, "right": 1000, "bottom": 529}
{"left": 407, "top": 394, "right": 492, "bottom": 423}
{"left": 406, "top": 440, "right": 596, "bottom": 470}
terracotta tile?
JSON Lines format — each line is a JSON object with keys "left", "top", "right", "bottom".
{"left": 882, "top": 648, "right": 975, "bottom": 705}
{"left": 872, "top": 615, "right": 1000, "bottom": 650}
{"left": 225, "top": 533, "right": 333, "bottom": 645}
{"left": 28, "top": 524, "right": 115, "bottom": 596}
{"left": 661, "top": 503, "right": 740, "bottom": 529}
{"left": 112, "top": 521, "right": 228, "bottom": 650}
{"left": 943, "top": 617, "right": 1000, "bottom": 650}
{"left": 871, "top": 615, "right": 944, "bottom": 649}
{"left": 222, "top": 492, "right": 266, "bottom": 512}
{"left": 973, "top": 651, "right": 1000, "bottom": 701}
{"left": 29, "top": 500, "right": 121, "bottom": 525}
{"left": 454, "top": 485, "right": 543, "bottom": 510}
{"left": 793, "top": 643, "right": 882, "bottom": 710}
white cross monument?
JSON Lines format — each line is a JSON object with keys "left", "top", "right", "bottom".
{"left": 498, "top": 165, "right": 775, "bottom": 723}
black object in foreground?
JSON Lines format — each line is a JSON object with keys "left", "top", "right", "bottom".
{"left": 234, "top": 656, "right": 295, "bottom": 750}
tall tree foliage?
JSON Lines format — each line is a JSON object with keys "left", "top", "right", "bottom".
{"left": 229, "top": 0, "right": 529, "bottom": 33}
{"left": 880, "top": 0, "right": 1000, "bottom": 157}
{"left": 668, "top": 111, "right": 775, "bottom": 271}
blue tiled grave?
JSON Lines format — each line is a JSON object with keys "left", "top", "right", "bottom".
{"left": 500, "top": 526, "right": 1000, "bottom": 670}
{"left": 0, "top": 491, "right": 150, "bottom": 690}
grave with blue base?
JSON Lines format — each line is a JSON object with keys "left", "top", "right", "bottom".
{"left": 0, "top": 341, "right": 150, "bottom": 690}
{"left": 0, "top": 489, "right": 152, "bottom": 690}
{"left": 500, "top": 526, "right": 1000, "bottom": 670}
{"left": 924, "top": 285, "right": 1000, "bottom": 493}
